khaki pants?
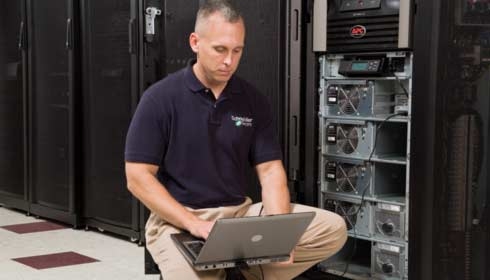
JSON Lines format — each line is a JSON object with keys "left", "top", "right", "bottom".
{"left": 145, "top": 198, "right": 347, "bottom": 280}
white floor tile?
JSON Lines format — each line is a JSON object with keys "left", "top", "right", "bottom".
{"left": 0, "top": 206, "right": 161, "bottom": 280}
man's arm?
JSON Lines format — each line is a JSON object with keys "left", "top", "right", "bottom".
{"left": 255, "top": 160, "right": 291, "bottom": 215}
{"left": 256, "top": 159, "right": 295, "bottom": 264}
{"left": 125, "top": 161, "right": 214, "bottom": 239}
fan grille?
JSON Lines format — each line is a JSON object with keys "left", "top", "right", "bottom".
{"left": 338, "top": 86, "right": 361, "bottom": 114}
{"left": 337, "top": 125, "right": 359, "bottom": 154}
{"left": 336, "top": 163, "right": 359, "bottom": 193}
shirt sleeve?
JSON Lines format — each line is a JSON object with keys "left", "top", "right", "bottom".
{"left": 248, "top": 92, "right": 283, "bottom": 166}
{"left": 124, "top": 91, "right": 169, "bottom": 165}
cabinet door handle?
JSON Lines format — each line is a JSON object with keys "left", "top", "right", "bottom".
{"left": 128, "top": 18, "right": 136, "bottom": 54}
{"left": 18, "top": 21, "right": 25, "bottom": 50}
{"left": 293, "top": 8, "right": 299, "bottom": 41}
{"left": 65, "top": 18, "right": 72, "bottom": 50}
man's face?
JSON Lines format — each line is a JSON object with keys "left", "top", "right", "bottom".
{"left": 190, "top": 13, "right": 245, "bottom": 87}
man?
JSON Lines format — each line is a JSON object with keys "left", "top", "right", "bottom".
{"left": 125, "top": 1, "right": 347, "bottom": 279}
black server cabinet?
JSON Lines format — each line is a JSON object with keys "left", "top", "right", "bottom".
{"left": 0, "top": 1, "right": 28, "bottom": 210}
{"left": 80, "top": 0, "right": 140, "bottom": 240}
{"left": 27, "top": 0, "right": 80, "bottom": 226}
{"left": 410, "top": 0, "right": 490, "bottom": 279}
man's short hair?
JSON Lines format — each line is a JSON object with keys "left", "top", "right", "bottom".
{"left": 195, "top": 0, "right": 242, "bottom": 32}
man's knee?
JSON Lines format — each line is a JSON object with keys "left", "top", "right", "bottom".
{"left": 327, "top": 212, "right": 348, "bottom": 253}
{"left": 312, "top": 209, "right": 348, "bottom": 257}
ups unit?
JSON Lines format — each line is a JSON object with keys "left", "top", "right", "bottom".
{"left": 322, "top": 80, "right": 394, "bottom": 117}
{"left": 373, "top": 203, "right": 406, "bottom": 242}
{"left": 318, "top": 48, "right": 412, "bottom": 279}
{"left": 372, "top": 242, "right": 407, "bottom": 280}
{"left": 321, "top": 157, "right": 405, "bottom": 199}
{"left": 322, "top": 119, "right": 407, "bottom": 161}
{"left": 318, "top": 238, "right": 407, "bottom": 280}
{"left": 322, "top": 158, "right": 372, "bottom": 197}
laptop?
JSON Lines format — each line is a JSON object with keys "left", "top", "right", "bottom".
{"left": 171, "top": 212, "right": 315, "bottom": 271}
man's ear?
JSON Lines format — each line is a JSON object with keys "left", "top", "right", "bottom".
{"left": 189, "top": 32, "right": 199, "bottom": 53}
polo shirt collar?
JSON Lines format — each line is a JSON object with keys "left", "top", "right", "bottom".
{"left": 184, "top": 61, "right": 241, "bottom": 96}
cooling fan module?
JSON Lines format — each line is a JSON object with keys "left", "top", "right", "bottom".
{"left": 323, "top": 158, "right": 371, "bottom": 196}
{"left": 336, "top": 125, "right": 360, "bottom": 154}
{"left": 338, "top": 85, "right": 361, "bottom": 114}
{"left": 323, "top": 81, "right": 393, "bottom": 117}
{"left": 336, "top": 163, "right": 361, "bottom": 193}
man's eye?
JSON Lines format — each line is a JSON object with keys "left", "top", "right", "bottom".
{"left": 215, "top": 47, "right": 226, "bottom": 53}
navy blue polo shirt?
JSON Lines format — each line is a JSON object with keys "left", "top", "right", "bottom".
{"left": 124, "top": 64, "right": 282, "bottom": 209}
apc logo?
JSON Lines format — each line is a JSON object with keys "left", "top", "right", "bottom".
{"left": 350, "top": 25, "right": 367, "bottom": 38}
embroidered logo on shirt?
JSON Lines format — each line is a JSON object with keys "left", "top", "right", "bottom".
{"left": 232, "top": 115, "right": 253, "bottom": 127}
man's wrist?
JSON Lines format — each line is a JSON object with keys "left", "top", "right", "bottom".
{"left": 182, "top": 214, "right": 202, "bottom": 232}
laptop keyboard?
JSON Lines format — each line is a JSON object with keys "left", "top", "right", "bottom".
{"left": 184, "top": 241, "right": 204, "bottom": 258}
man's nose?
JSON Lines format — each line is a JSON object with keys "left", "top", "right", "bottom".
{"left": 223, "top": 51, "right": 233, "bottom": 66}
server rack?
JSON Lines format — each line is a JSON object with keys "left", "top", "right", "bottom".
{"left": 0, "top": 1, "right": 29, "bottom": 211}
{"left": 410, "top": 0, "right": 490, "bottom": 279}
{"left": 79, "top": 0, "right": 140, "bottom": 241}
{"left": 26, "top": 0, "right": 80, "bottom": 226}
{"left": 317, "top": 52, "right": 412, "bottom": 280}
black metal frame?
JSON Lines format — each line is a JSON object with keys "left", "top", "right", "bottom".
{"left": 286, "top": 0, "right": 303, "bottom": 201}
{"left": 302, "top": 0, "right": 320, "bottom": 207}
{"left": 408, "top": 0, "right": 440, "bottom": 277}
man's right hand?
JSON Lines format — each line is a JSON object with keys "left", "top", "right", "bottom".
{"left": 126, "top": 162, "right": 217, "bottom": 240}
{"left": 188, "top": 219, "right": 215, "bottom": 240}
